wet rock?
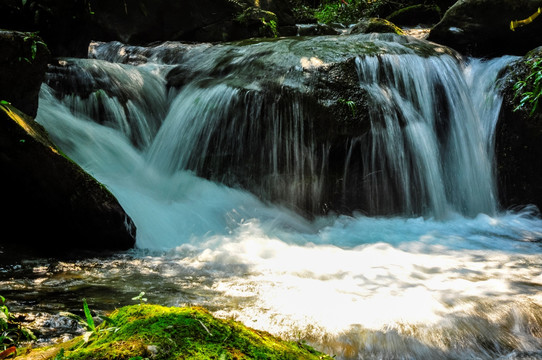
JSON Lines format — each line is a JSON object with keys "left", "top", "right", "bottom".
{"left": 496, "top": 47, "right": 542, "bottom": 210}
{"left": 296, "top": 23, "right": 342, "bottom": 36}
{"left": 428, "top": 0, "right": 542, "bottom": 57}
{"left": 0, "top": 103, "right": 137, "bottom": 258}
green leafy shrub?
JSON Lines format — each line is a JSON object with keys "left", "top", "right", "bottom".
{"left": 313, "top": 0, "right": 392, "bottom": 25}
{"left": 514, "top": 57, "right": 542, "bottom": 116}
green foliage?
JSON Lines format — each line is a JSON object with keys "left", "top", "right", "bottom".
{"left": 0, "top": 295, "right": 36, "bottom": 351}
{"left": 339, "top": 98, "right": 356, "bottom": 116}
{"left": 61, "top": 299, "right": 119, "bottom": 344}
{"left": 61, "top": 304, "right": 333, "bottom": 360}
{"left": 313, "top": 0, "right": 376, "bottom": 24}
{"left": 20, "top": 32, "right": 47, "bottom": 64}
{"left": 514, "top": 57, "right": 542, "bottom": 116}
{"left": 131, "top": 292, "right": 148, "bottom": 305}
{"left": 261, "top": 17, "right": 279, "bottom": 38}
{"left": 82, "top": 299, "right": 95, "bottom": 333}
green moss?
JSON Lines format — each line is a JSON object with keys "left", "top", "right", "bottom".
{"left": 61, "top": 304, "right": 333, "bottom": 360}
{"left": 365, "top": 18, "right": 404, "bottom": 35}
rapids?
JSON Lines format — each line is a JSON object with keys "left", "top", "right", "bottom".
{"left": 2, "top": 34, "right": 542, "bottom": 359}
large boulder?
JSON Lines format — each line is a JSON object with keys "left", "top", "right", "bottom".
{"left": 0, "top": 104, "right": 136, "bottom": 258}
{"left": 496, "top": 47, "right": 542, "bottom": 211}
{"left": 0, "top": 30, "right": 136, "bottom": 258}
{"left": 428, "top": 0, "right": 542, "bottom": 57}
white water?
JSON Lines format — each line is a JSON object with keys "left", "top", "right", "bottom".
{"left": 31, "top": 36, "right": 542, "bottom": 359}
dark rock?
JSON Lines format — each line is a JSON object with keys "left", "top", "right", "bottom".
{"left": 0, "top": 104, "right": 136, "bottom": 258}
{"left": 296, "top": 23, "right": 342, "bottom": 36}
{"left": 0, "top": 29, "right": 136, "bottom": 258}
{"left": 386, "top": 5, "right": 442, "bottom": 27}
{"left": 0, "top": 30, "right": 49, "bottom": 117}
{"left": 496, "top": 47, "right": 542, "bottom": 211}
{"left": 428, "top": 0, "right": 542, "bottom": 57}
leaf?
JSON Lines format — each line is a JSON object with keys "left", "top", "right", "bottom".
{"left": 0, "top": 346, "right": 16, "bottom": 360}
{"left": 82, "top": 299, "right": 95, "bottom": 332}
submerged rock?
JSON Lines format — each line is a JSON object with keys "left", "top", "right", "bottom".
{"left": 428, "top": 0, "right": 542, "bottom": 57}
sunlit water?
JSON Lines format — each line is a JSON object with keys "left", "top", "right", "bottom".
{"left": 2, "top": 35, "right": 542, "bottom": 359}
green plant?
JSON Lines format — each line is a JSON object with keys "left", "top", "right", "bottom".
{"left": 131, "top": 292, "right": 147, "bottom": 305}
{"left": 60, "top": 299, "right": 118, "bottom": 343}
{"left": 314, "top": 0, "right": 366, "bottom": 24}
{"left": 0, "top": 295, "right": 36, "bottom": 352}
{"left": 261, "top": 17, "right": 279, "bottom": 38}
{"left": 20, "top": 32, "right": 47, "bottom": 64}
{"left": 514, "top": 57, "right": 542, "bottom": 116}
{"left": 339, "top": 98, "right": 357, "bottom": 116}
{"left": 314, "top": 0, "right": 391, "bottom": 24}
{"left": 54, "top": 348, "right": 65, "bottom": 360}
{"left": 82, "top": 299, "right": 95, "bottom": 333}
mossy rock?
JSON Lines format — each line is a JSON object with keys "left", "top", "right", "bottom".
{"left": 348, "top": 18, "right": 404, "bottom": 35}
{"left": 45, "top": 304, "right": 333, "bottom": 359}
{"left": 0, "top": 103, "right": 136, "bottom": 258}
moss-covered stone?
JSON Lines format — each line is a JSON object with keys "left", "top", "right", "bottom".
{"left": 348, "top": 18, "right": 404, "bottom": 36}
{"left": 41, "top": 304, "right": 333, "bottom": 360}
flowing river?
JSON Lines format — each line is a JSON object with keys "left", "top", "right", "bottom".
{"left": 2, "top": 33, "right": 542, "bottom": 359}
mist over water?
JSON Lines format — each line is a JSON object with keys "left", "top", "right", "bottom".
{"left": 21, "top": 34, "right": 542, "bottom": 358}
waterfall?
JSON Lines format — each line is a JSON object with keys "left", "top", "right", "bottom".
{"left": 350, "top": 54, "right": 511, "bottom": 218}
{"left": 37, "top": 34, "right": 516, "bottom": 225}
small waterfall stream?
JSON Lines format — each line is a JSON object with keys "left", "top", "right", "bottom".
{"left": 3, "top": 34, "right": 542, "bottom": 359}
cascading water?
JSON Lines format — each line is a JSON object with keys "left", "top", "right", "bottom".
{"left": 351, "top": 53, "right": 498, "bottom": 218}
{"left": 4, "top": 34, "right": 542, "bottom": 359}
